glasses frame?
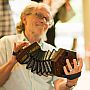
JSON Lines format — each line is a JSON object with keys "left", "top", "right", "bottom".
{"left": 26, "top": 12, "right": 53, "bottom": 26}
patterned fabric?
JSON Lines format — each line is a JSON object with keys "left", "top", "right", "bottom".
{"left": 0, "top": 0, "right": 16, "bottom": 38}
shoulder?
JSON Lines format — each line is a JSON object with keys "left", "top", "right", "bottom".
{"left": 0, "top": 34, "right": 23, "bottom": 43}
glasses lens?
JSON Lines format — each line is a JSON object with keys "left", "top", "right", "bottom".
{"left": 26, "top": 12, "right": 53, "bottom": 26}
{"left": 35, "top": 13, "right": 50, "bottom": 23}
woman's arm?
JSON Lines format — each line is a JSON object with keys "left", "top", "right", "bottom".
{"left": 54, "top": 78, "right": 72, "bottom": 90}
{"left": 0, "top": 56, "right": 17, "bottom": 86}
{"left": 0, "top": 41, "right": 29, "bottom": 86}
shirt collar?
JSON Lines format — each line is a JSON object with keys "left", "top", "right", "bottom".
{"left": 18, "top": 32, "right": 44, "bottom": 48}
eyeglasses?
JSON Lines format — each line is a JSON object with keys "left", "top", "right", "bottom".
{"left": 26, "top": 12, "right": 53, "bottom": 26}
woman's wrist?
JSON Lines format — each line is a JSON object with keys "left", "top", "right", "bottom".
{"left": 66, "top": 81, "right": 77, "bottom": 90}
{"left": 12, "top": 51, "right": 18, "bottom": 56}
{"left": 9, "top": 55, "right": 17, "bottom": 65}
{"left": 66, "top": 78, "right": 78, "bottom": 87}
{"left": 66, "top": 82, "right": 76, "bottom": 88}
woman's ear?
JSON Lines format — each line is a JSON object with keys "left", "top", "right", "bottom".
{"left": 44, "top": 24, "right": 49, "bottom": 31}
{"left": 22, "top": 16, "right": 27, "bottom": 25}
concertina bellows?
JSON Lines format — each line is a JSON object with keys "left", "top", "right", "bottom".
{"left": 14, "top": 42, "right": 81, "bottom": 80}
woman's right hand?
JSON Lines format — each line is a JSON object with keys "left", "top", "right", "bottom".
{"left": 12, "top": 41, "right": 29, "bottom": 63}
{"left": 13, "top": 41, "right": 29, "bottom": 53}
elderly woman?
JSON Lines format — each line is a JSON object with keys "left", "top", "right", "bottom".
{"left": 0, "top": 1, "right": 83, "bottom": 90}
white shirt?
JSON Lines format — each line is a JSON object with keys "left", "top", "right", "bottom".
{"left": 0, "top": 33, "right": 59, "bottom": 90}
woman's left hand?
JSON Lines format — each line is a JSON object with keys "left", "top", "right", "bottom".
{"left": 63, "top": 57, "right": 83, "bottom": 86}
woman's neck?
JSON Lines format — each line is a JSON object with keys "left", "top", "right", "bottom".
{"left": 24, "top": 32, "right": 41, "bottom": 43}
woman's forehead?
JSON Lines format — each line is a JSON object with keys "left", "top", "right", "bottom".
{"left": 34, "top": 7, "right": 51, "bottom": 18}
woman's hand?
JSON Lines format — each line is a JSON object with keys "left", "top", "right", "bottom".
{"left": 13, "top": 41, "right": 29, "bottom": 52}
{"left": 63, "top": 57, "right": 83, "bottom": 87}
{"left": 12, "top": 41, "right": 29, "bottom": 63}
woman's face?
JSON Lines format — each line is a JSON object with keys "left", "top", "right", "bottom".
{"left": 22, "top": 7, "right": 51, "bottom": 42}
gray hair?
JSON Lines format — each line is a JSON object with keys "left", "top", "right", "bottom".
{"left": 16, "top": 1, "right": 53, "bottom": 33}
